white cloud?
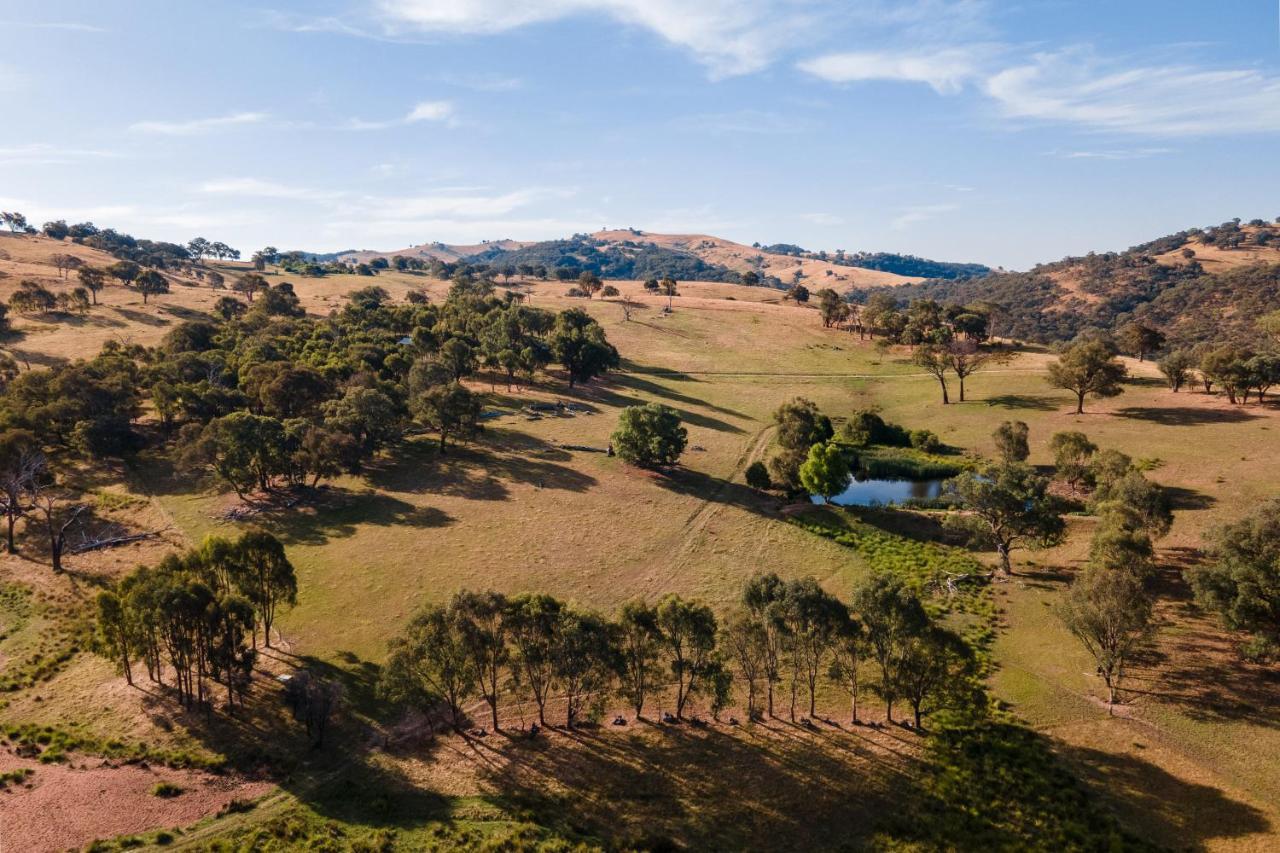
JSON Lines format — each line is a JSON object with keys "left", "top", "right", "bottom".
{"left": 347, "top": 100, "right": 458, "bottom": 130}
{"left": 798, "top": 47, "right": 985, "bottom": 94}
{"left": 0, "top": 144, "right": 120, "bottom": 166}
{"left": 891, "top": 203, "right": 957, "bottom": 230}
{"left": 199, "top": 178, "right": 345, "bottom": 201}
{"left": 985, "top": 49, "right": 1280, "bottom": 136}
{"left": 427, "top": 71, "right": 524, "bottom": 91}
{"left": 129, "top": 112, "right": 269, "bottom": 136}
{"left": 372, "top": 0, "right": 812, "bottom": 77}
{"left": 1054, "top": 147, "right": 1173, "bottom": 161}
{"left": 800, "top": 212, "right": 845, "bottom": 226}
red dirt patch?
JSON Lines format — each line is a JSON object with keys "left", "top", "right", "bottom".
{"left": 0, "top": 750, "right": 273, "bottom": 852}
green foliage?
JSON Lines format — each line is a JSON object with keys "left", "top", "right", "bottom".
{"left": 1192, "top": 498, "right": 1280, "bottom": 660}
{"left": 151, "top": 781, "right": 185, "bottom": 798}
{"left": 1046, "top": 339, "right": 1128, "bottom": 413}
{"left": 857, "top": 447, "right": 967, "bottom": 480}
{"left": 744, "top": 459, "right": 771, "bottom": 490}
{"left": 611, "top": 403, "right": 687, "bottom": 468}
{"left": 798, "top": 441, "right": 850, "bottom": 502}
{"left": 945, "top": 462, "right": 1066, "bottom": 574}
{"left": 992, "top": 420, "right": 1030, "bottom": 463}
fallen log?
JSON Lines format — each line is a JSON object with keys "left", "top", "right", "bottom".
{"left": 70, "top": 530, "right": 164, "bottom": 554}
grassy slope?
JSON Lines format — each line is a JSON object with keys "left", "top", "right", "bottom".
{"left": 0, "top": 238, "right": 1276, "bottom": 849}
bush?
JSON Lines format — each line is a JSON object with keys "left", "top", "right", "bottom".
{"left": 611, "top": 404, "right": 687, "bottom": 468}
{"left": 745, "top": 460, "right": 771, "bottom": 490}
{"left": 600, "top": 284, "right": 620, "bottom": 298}
{"left": 565, "top": 286, "right": 587, "bottom": 297}
{"left": 910, "top": 429, "right": 942, "bottom": 453}
{"left": 151, "top": 782, "right": 185, "bottom": 798}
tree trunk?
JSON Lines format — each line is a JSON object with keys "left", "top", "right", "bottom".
{"left": 885, "top": 696, "right": 893, "bottom": 724}
{"left": 958, "top": 375, "right": 966, "bottom": 402}
{"left": 1076, "top": 391, "right": 1085, "bottom": 414}
{"left": 997, "top": 542, "right": 1012, "bottom": 575}
{"left": 938, "top": 377, "right": 950, "bottom": 405}
{"left": 767, "top": 680, "right": 774, "bottom": 717}
{"left": 6, "top": 514, "right": 15, "bottom": 553}
{"left": 913, "top": 703, "right": 922, "bottom": 729}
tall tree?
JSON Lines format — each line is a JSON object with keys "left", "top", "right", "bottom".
{"left": 721, "top": 611, "right": 768, "bottom": 721}
{"left": 913, "top": 344, "right": 951, "bottom": 404}
{"left": 506, "top": 593, "right": 562, "bottom": 727}
{"left": 798, "top": 441, "right": 850, "bottom": 504}
{"left": 993, "top": 420, "right": 1030, "bottom": 463}
{"left": 233, "top": 529, "right": 296, "bottom": 648}
{"left": 853, "top": 573, "right": 928, "bottom": 724}
{"left": 550, "top": 308, "right": 620, "bottom": 388}
{"left": 1060, "top": 566, "right": 1153, "bottom": 708}
{"left": 551, "top": 608, "right": 616, "bottom": 728}
{"left": 1047, "top": 339, "right": 1128, "bottom": 414}
{"left": 742, "top": 572, "right": 788, "bottom": 717}
{"left": 381, "top": 602, "right": 477, "bottom": 732}
{"left": 946, "top": 462, "right": 1066, "bottom": 575}
{"left": 616, "top": 599, "right": 662, "bottom": 718}
{"left": 454, "top": 590, "right": 510, "bottom": 731}
{"left": 1157, "top": 350, "right": 1194, "bottom": 393}
{"left": 655, "top": 594, "right": 718, "bottom": 719}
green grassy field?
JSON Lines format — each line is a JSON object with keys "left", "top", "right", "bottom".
{"left": 1, "top": 269, "right": 1277, "bottom": 850}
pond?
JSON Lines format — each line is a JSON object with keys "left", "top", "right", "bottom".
{"left": 811, "top": 476, "right": 947, "bottom": 507}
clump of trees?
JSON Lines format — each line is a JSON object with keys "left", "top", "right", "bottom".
{"left": 377, "top": 571, "right": 976, "bottom": 733}
{"left": 1192, "top": 499, "right": 1280, "bottom": 661}
{"left": 611, "top": 403, "right": 687, "bottom": 468}
{"left": 95, "top": 530, "right": 296, "bottom": 711}
{"left": 767, "top": 398, "right": 833, "bottom": 491}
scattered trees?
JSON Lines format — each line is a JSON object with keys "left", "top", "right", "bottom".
{"left": 1157, "top": 350, "right": 1194, "bottom": 392}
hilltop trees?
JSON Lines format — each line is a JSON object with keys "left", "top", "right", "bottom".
{"left": 611, "top": 403, "right": 687, "bottom": 468}
{"left": 1047, "top": 339, "right": 1127, "bottom": 414}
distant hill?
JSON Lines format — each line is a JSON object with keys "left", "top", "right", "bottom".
{"left": 868, "top": 219, "right": 1280, "bottom": 345}
{"left": 340, "top": 229, "right": 971, "bottom": 291}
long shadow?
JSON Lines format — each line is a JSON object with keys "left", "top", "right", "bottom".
{"left": 112, "top": 307, "right": 171, "bottom": 326}
{"left": 365, "top": 432, "right": 596, "bottom": 498}
{"left": 470, "top": 720, "right": 916, "bottom": 850}
{"left": 984, "top": 394, "right": 1060, "bottom": 411}
{"left": 611, "top": 370, "right": 749, "bottom": 420}
{"left": 254, "top": 488, "right": 455, "bottom": 546}
{"left": 1164, "top": 486, "right": 1216, "bottom": 511}
{"left": 1115, "top": 406, "right": 1260, "bottom": 425}
{"left": 650, "top": 466, "right": 774, "bottom": 517}
{"left": 574, "top": 383, "right": 747, "bottom": 435}
{"left": 1059, "top": 741, "right": 1271, "bottom": 849}
{"left": 141, "top": 648, "right": 457, "bottom": 834}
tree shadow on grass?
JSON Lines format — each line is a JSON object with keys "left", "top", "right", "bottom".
{"left": 1059, "top": 741, "right": 1272, "bottom": 850}
{"left": 364, "top": 432, "right": 596, "bottom": 499}
{"left": 611, "top": 369, "right": 749, "bottom": 420}
{"left": 254, "top": 489, "right": 455, "bottom": 547}
{"left": 1114, "top": 406, "right": 1260, "bottom": 426}
{"left": 469, "top": 720, "right": 917, "bottom": 850}
{"left": 111, "top": 307, "right": 170, "bottom": 326}
{"left": 1164, "top": 486, "right": 1216, "bottom": 511}
{"left": 984, "top": 394, "right": 1061, "bottom": 411}
{"left": 650, "top": 466, "right": 774, "bottom": 518}
{"left": 573, "top": 382, "right": 747, "bottom": 435}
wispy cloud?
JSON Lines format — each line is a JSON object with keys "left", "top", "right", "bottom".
{"left": 129, "top": 111, "right": 270, "bottom": 136}
{"left": 0, "top": 20, "right": 108, "bottom": 32}
{"left": 199, "top": 178, "right": 344, "bottom": 201}
{"left": 1051, "top": 147, "right": 1174, "bottom": 161}
{"left": 800, "top": 212, "right": 845, "bottom": 226}
{"left": 798, "top": 47, "right": 988, "bottom": 94}
{"left": 673, "top": 109, "right": 816, "bottom": 134}
{"left": 891, "top": 203, "right": 957, "bottom": 230}
{"left": 984, "top": 48, "right": 1280, "bottom": 136}
{"left": 347, "top": 100, "right": 458, "bottom": 130}
{"left": 0, "top": 143, "right": 121, "bottom": 166}
{"left": 427, "top": 71, "right": 524, "bottom": 92}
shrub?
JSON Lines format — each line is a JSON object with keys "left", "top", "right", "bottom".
{"left": 611, "top": 403, "right": 687, "bottom": 468}
{"left": 910, "top": 429, "right": 942, "bottom": 453}
{"left": 745, "top": 460, "right": 771, "bottom": 490}
{"left": 152, "top": 781, "right": 185, "bottom": 798}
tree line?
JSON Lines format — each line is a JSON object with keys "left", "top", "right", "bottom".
{"left": 379, "top": 571, "right": 977, "bottom": 733}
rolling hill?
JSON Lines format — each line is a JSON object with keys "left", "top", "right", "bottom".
{"left": 870, "top": 219, "right": 1280, "bottom": 344}
{"left": 335, "top": 229, "right": 981, "bottom": 291}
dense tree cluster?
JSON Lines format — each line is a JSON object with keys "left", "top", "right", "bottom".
{"left": 95, "top": 530, "right": 296, "bottom": 711}
{"left": 380, "top": 571, "right": 975, "bottom": 733}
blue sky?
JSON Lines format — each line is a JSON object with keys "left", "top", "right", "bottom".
{"left": 2, "top": 1, "right": 1279, "bottom": 268}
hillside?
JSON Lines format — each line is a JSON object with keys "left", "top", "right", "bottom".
{"left": 338, "top": 229, "right": 936, "bottom": 291}
{"left": 872, "top": 220, "right": 1280, "bottom": 344}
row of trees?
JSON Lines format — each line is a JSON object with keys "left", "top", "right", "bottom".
{"left": 95, "top": 531, "right": 297, "bottom": 712}
{"left": 381, "top": 571, "right": 975, "bottom": 733}
{"left": 1159, "top": 344, "right": 1280, "bottom": 404}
